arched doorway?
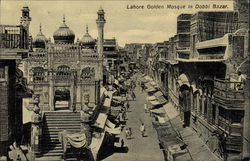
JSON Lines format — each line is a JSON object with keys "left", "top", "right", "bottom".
{"left": 177, "top": 74, "right": 191, "bottom": 127}
{"left": 54, "top": 88, "right": 70, "bottom": 110}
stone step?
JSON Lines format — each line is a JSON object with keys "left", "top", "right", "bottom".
{"left": 43, "top": 125, "right": 81, "bottom": 128}
{"left": 46, "top": 120, "right": 81, "bottom": 125}
{"left": 36, "top": 156, "right": 77, "bottom": 161}
{"left": 44, "top": 112, "right": 80, "bottom": 116}
{"left": 45, "top": 117, "right": 81, "bottom": 120}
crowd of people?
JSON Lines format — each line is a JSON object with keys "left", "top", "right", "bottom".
{"left": 117, "top": 71, "right": 150, "bottom": 150}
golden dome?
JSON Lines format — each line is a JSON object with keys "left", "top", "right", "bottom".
{"left": 53, "top": 16, "right": 75, "bottom": 44}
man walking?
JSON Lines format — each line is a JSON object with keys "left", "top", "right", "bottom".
{"left": 140, "top": 123, "right": 146, "bottom": 137}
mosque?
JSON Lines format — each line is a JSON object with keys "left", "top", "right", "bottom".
{"left": 22, "top": 5, "right": 106, "bottom": 111}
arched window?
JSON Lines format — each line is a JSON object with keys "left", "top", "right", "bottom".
{"left": 56, "top": 65, "right": 70, "bottom": 76}
{"left": 81, "top": 67, "right": 95, "bottom": 80}
{"left": 33, "top": 67, "right": 45, "bottom": 82}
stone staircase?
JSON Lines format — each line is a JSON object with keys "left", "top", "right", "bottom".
{"left": 37, "top": 111, "right": 82, "bottom": 161}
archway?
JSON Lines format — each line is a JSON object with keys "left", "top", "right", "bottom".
{"left": 177, "top": 74, "right": 191, "bottom": 127}
{"left": 54, "top": 88, "right": 70, "bottom": 110}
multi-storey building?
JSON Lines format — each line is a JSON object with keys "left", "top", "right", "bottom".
{"left": 147, "top": 0, "right": 249, "bottom": 160}
{"left": 0, "top": 5, "right": 32, "bottom": 157}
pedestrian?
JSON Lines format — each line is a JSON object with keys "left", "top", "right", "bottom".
{"left": 129, "top": 128, "right": 132, "bottom": 138}
{"left": 131, "top": 91, "right": 136, "bottom": 100}
{"left": 140, "top": 123, "right": 146, "bottom": 137}
{"left": 121, "top": 139, "right": 124, "bottom": 149}
{"left": 126, "top": 101, "right": 130, "bottom": 110}
{"left": 125, "top": 128, "right": 130, "bottom": 139}
{"left": 122, "top": 111, "right": 127, "bottom": 120}
{"left": 144, "top": 103, "right": 148, "bottom": 113}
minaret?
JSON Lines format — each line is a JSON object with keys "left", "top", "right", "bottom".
{"left": 20, "top": 4, "right": 32, "bottom": 31}
{"left": 96, "top": 6, "right": 106, "bottom": 57}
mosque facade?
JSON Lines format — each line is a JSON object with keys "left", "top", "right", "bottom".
{"left": 22, "top": 7, "right": 106, "bottom": 111}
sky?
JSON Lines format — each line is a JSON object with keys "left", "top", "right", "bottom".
{"left": 0, "top": 0, "right": 234, "bottom": 47}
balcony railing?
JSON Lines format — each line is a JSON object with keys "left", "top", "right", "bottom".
{"left": 218, "top": 116, "right": 243, "bottom": 136}
{"left": 213, "top": 79, "right": 244, "bottom": 109}
{"left": 0, "top": 25, "right": 28, "bottom": 49}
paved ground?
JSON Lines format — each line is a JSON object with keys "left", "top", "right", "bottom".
{"left": 103, "top": 74, "right": 165, "bottom": 161}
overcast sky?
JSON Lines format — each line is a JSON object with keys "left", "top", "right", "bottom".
{"left": 0, "top": 1, "right": 233, "bottom": 46}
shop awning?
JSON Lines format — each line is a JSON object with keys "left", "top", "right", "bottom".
{"left": 150, "top": 81, "right": 157, "bottom": 86}
{"left": 146, "top": 87, "right": 158, "bottom": 93}
{"left": 94, "top": 113, "right": 107, "bottom": 129}
{"left": 113, "top": 96, "right": 126, "bottom": 102}
{"left": 90, "top": 132, "right": 105, "bottom": 159}
{"left": 154, "top": 91, "right": 163, "bottom": 97}
{"left": 191, "top": 85, "right": 198, "bottom": 93}
{"left": 103, "top": 98, "right": 112, "bottom": 108}
{"left": 150, "top": 107, "right": 166, "bottom": 115}
{"left": 177, "top": 74, "right": 190, "bottom": 87}
{"left": 111, "top": 106, "right": 122, "bottom": 111}
{"left": 114, "top": 79, "right": 119, "bottom": 85}
{"left": 150, "top": 100, "right": 161, "bottom": 106}
{"left": 22, "top": 98, "right": 32, "bottom": 124}
{"left": 105, "top": 126, "right": 121, "bottom": 135}
{"left": 157, "top": 95, "right": 167, "bottom": 105}
{"left": 157, "top": 115, "right": 166, "bottom": 123}
{"left": 100, "top": 87, "right": 108, "bottom": 97}
{"left": 147, "top": 95, "right": 157, "bottom": 101}
{"left": 110, "top": 110, "right": 120, "bottom": 118}
{"left": 106, "top": 119, "right": 116, "bottom": 129}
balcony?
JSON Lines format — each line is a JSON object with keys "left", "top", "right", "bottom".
{"left": 218, "top": 116, "right": 243, "bottom": 152}
{"left": 0, "top": 25, "right": 29, "bottom": 59}
{"left": 213, "top": 79, "right": 245, "bottom": 110}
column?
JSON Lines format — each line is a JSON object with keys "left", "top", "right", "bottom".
{"left": 48, "top": 73, "right": 54, "bottom": 111}
{"left": 215, "top": 105, "right": 219, "bottom": 126}
{"left": 201, "top": 95, "right": 205, "bottom": 118}
{"left": 69, "top": 82, "right": 75, "bottom": 111}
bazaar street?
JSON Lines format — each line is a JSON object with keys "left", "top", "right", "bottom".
{"left": 102, "top": 74, "right": 165, "bottom": 161}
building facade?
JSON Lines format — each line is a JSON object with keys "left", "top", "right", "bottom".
{"left": 146, "top": 0, "right": 249, "bottom": 159}
{"left": 23, "top": 9, "right": 106, "bottom": 112}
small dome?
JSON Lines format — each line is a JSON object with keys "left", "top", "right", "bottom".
{"left": 33, "top": 24, "right": 47, "bottom": 48}
{"left": 81, "top": 25, "right": 95, "bottom": 44}
{"left": 53, "top": 16, "right": 75, "bottom": 44}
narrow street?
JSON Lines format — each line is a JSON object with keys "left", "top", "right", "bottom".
{"left": 103, "top": 74, "right": 165, "bottom": 161}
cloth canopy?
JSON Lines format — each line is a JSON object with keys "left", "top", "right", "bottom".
{"left": 100, "top": 87, "right": 108, "bottom": 97}
{"left": 150, "top": 81, "right": 157, "bottom": 86}
{"left": 147, "top": 95, "right": 157, "bottom": 101}
{"left": 154, "top": 91, "right": 163, "bottom": 97}
{"left": 150, "top": 100, "right": 161, "bottom": 106}
{"left": 113, "top": 96, "right": 126, "bottom": 102}
{"left": 103, "top": 98, "right": 112, "bottom": 108}
{"left": 106, "top": 119, "right": 116, "bottom": 129}
{"left": 177, "top": 74, "right": 190, "bottom": 87}
{"left": 22, "top": 98, "right": 33, "bottom": 124}
{"left": 105, "top": 126, "right": 121, "bottom": 135}
{"left": 157, "top": 115, "right": 166, "bottom": 123}
{"left": 90, "top": 132, "right": 105, "bottom": 159}
{"left": 110, "top": 110, "right": 120, "bottom": 118}
{"left": 94, "top": 113, "right": 107, "bottom": 129}
{"left": 157, "top": 95, "right": 167, "bottom": 105}
{"left": 111, "top": 106, "right": 122, "bottom": 111}
{"left": 58, "top": 130, "right": 87, "bottom": 153}
{"left": 114, "top": 79, "right": 119, "bottom": 84}
{"left": 150, "top": 107, "right": 166, "bottom": 115}
{"left": 146, "top": 87, "right": 158, "bottom": 93}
